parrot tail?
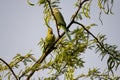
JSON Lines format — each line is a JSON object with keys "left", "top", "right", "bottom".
{"left": 66, "top": 31, "right": 72, "bottom": 41}
{"left": 62, "top": 26, "right": 72, "bottom": 41}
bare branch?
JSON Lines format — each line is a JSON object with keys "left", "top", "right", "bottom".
{"left": 0, "top": 58, "right": 18, "bottom": 80}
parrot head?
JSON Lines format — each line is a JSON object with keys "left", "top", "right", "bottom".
{"left": 53, "top": 8, "right": 59, "bottom": 14}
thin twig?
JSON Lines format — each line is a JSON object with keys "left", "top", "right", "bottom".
{"left": 0, "top": 58, "right": 18, "bottom": 80}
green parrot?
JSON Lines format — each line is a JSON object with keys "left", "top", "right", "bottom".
{"left": 44, "top": 18, "right": 55, "bottom": 52}
{"left": 53, "top": 8, "right": 71, "bottom": 41}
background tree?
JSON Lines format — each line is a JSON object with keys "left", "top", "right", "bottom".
{"left": 0, "top": 0, "right": 120, "bottom": 80}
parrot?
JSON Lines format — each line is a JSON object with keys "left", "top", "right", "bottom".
{"left": 44, "top": 18, "right": 55, "bottom": 52}
{"left": 53, "top": 8, "right": 71, "bottom": 41}
{"left": 44, "top": 27, "right": 55, "bottom": 52}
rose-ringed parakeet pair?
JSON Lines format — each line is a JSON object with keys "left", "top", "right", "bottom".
{"left": 53, "top": 8, "right": 71, "bottom": 41}
{"left": 44, "top": 8, "right": 72, "bottom": 52}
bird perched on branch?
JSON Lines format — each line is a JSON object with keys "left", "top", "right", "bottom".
{"left": 44, "top": 18, "right": 55, "bottom": 52}
{"left": 44, "top": 27, "right": 55, "bottom": 52}
{"left": 53, "top": 8, "right": 71, "bottom": 41}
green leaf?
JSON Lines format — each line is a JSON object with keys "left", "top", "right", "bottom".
{"left": 27, "top": 0, "right": 35, "bottom": 6}
{"left": 90, "top": 23, "right": 98, "bottom": 27}
{"left": 98, "top": 0, "right": 103, "bottom": 9}
{"left": 82, "top": 1, "right": 91, "bottom": 19}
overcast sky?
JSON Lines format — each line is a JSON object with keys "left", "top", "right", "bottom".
{"left": 0, "top": 0, "right": 120, "bottom": 79}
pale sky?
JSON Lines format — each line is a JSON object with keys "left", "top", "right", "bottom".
{"left": 0, "top": 0, "right": 120, "bottom": 79}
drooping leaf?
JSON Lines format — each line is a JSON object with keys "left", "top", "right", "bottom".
{"left": 27, "top": 0, "right": 35, "bottom": 6}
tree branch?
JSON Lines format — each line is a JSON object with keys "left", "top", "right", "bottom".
{"left": 0, "top": 58, "right": 18, "bottom": 80}
{"left": 67, "top": 0, "right": 89, "bottom": 29}
{"left": 73, "top": 21, "right": 120, "bottom": 61}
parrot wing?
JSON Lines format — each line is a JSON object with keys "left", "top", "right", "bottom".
{"left": 53, "top": 8, "right": 66, "bottom": 27}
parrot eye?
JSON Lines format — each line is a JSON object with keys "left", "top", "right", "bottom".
{"left": 53, "top": 8, "right": 58, "bottom": 13}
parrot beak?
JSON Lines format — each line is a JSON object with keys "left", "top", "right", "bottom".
{"left": 48, "top": 28, "right": 53, "bottom": 34}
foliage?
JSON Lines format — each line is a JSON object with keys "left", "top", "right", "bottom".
{"left": 0, "top": 0, "right": 120, "bottom": 80}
